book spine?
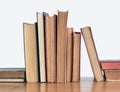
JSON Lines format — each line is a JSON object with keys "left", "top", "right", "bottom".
{"left": 81, "top": 27, "right": 104, "bottom": 81}
{"left": 23, "top": 23, "right": 39, "bottom": 82}
{"left": 0, "top": 71, "right": 24, "bottom": 78}
{"left": 72, "top": 32, "right": 81, "bottom": 82}
{"left": 105, "top": 70, "right": 120, "bottom": 81}
{"left": 100, "top": 61, "right": 120, "bottom": 69}
{"left": 66, "top": 28, "right": 73, "bottom": 82}
{"left": 45, "top": 15, "right": 57, "bottom": 83}
{"left": 37, "top": 13, "right": 46, "bottom": 82}
{"left": 57, "top": 11, "right": 68, "bottom": 82}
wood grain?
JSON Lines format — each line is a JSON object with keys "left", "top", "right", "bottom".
{"left": 0, "top": 78, "right": 120, "bottom": 92}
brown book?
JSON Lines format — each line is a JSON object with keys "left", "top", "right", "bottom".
{"left": 72, "top": 32, "right": 81, "bottom": 82}
{"left": 100, "top": 60, "right": 120, "bottom": 69}
{"left": 0, "top": 68, "right": 25, "bottom": 79}
{"left": 45, "top": 15, "right": 57, "bottom": 83}
{"left": 104, "top": 70, "right": 120, "bottom": 81}
{"left": 66, "top": 28, "right": 73, "bottom": 82}
{"left": 81, "top": 27, "right": 104, "bottom": 81}
{"left": 57, "top": 11, "right": 68, "bottom": 82}
{"left": 23, "top": 23, "right": 39, "bottom": 82}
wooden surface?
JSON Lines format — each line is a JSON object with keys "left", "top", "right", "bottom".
{"left": 0, "top": 78, "right": 120, "bottom": 92}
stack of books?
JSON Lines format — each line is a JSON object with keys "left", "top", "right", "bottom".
{"left": 23, "top": 11, "right": 81, "bottom": 83}
{"left": 0, "top": 68, "right": 25, "bottom": 82}
{"left": 100, "top": 60, "right": 120, "bottom": 81}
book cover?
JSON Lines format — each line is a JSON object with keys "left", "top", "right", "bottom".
{"left": 81, "top": 27, "right": 104, "bottom": 81}
{"left": 72, "top": 32, "right": 81, "bottom": 82}
{"left": 45, "top": 14, "right": 57, "bottom": 83}
{"left": 23, "top": 23, "right": 39, "bottom": 82}
{"left": 66, "top": 28, "right": 73, "bottom": 82}
{"left": 37, "top": 12, "right": 47, "bottom": 82}
{"left": 57, "top": 11, "right": 68, "bottom": 82}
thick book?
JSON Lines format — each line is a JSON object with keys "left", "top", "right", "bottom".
{"left": 57, "top": 11, "right": 68, "bottom": 82}
{"left": 0, "top": 68, "right": 25, "bottom": 79}
{"left": 37, "top": 12, "right": 47, "bottom": 82}
{"left": 81, "top": 27, "right": 104, "bottom": 81}
{"left": 45, "top": 15, "right": 57, "bottom": 83}
{"left": 100, "top": 60, "right": 120, "bottom": 69}
{"left": 66, "top": 28, "right": 73, "bottom": 82}
{"left": 23, "top": 23, "right": 39, "bottom": 82}
{"left": 72, "top": 32, "right": 81, "bottom": 82}
{"left": 104, "top": 70, "right": 120, "bottom": 81}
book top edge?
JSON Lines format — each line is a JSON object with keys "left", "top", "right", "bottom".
{"left": 0, "top": 68, "right": 25, "bottom": 71}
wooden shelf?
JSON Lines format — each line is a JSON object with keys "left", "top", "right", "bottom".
{"left": 0, "top": 78, "right": 120, "bottom": 92}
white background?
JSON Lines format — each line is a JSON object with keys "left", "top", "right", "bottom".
{"left": 0, "top": 0, "right": 120, "bottom": 77}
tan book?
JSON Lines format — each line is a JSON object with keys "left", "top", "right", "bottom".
{"left": 57, "top": 11, "right": 68, "bottom": 82}
{"left": 37, "top": 13, "right": 47, "bottom": 82}
{"left": 66, "top": 28, "right": 73, "bottom": 82}
{"left": 72, "top": 32, "right": 81, "bottom": 82}
{"left": 0, "top": 72, "right": 24, "bottom": 79}
{"left": 81, "top": 27, "right": 104, "bottom": 81}
{"left": 104, "top": 70, "right": 120, "bottom": 81}
{"left": 45, "top": 15, "right": 57, "bottom": 83}
{"left": 23, "top": 23, "right": 39, "bottom": 82}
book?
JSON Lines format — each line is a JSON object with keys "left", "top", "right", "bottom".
{"left": 104, "top": 70, "right": 120, "bottom": 81}
{"left": 45, "top": 15, "right": 57, "bottom": 83}
{"left": 72, "top": 32, "right": 81, "bottom": 82}
{"left": 23, "top": 23, "right": 39, "bottom": 82}
{"left": 81, "top": 27, "right": 104, "bottom": 81}
{"left": 57, "top": 11, "right": 68, "bottom": 82}
{"left": 100, "top": 60, "right": 120, "bottom": 69}
{"left": 66, "top": 28, "right": 73, "bottom": 82}
{"left": 0, "top": 79, "right": 24, "bottom": 82}
{"left": 0, "top": 68, "right": 25, "bottom": 79}
{"left": 37, "top": 12, "right": 47, "bottom": 82}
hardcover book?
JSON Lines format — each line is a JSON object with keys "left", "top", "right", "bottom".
{"left": 23, "top": 23, "right": 39, "bottom": 82}
{"left": 37, "top": 12, "right": 47, "bottom": 82}
{"left": 81, "top": 27, "right": 104, "bottom": 81}
{"left": 66, "top": 28, "right": 73, "bottom": 82}
{"left": 45, "top": 14, "right": 57, "bottom": 83}
{"left": 72, "top": 32, "right": 81, "bottom": 82}
{"left": 57, "top": 11, "right": 68, "bottom": 82}
{"left": 100, "top": 60, "right": 120, "bottom": 69}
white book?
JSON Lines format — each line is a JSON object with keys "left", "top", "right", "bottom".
{"left": 37, "top": 12, "right": 47, "bottom": 82}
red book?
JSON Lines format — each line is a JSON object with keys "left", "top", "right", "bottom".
{"left": 100, "top": 60, "right": 120, "bottom": 69}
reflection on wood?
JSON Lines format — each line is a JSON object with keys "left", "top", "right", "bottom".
{"left": 0, "top": 78, "right": 120, "bottom": 92}
{"left": 46, "top": 83, "right": 57, "bottom": 92}
{"left": 26, "top": 83, "right": 39, "bottom": 92}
